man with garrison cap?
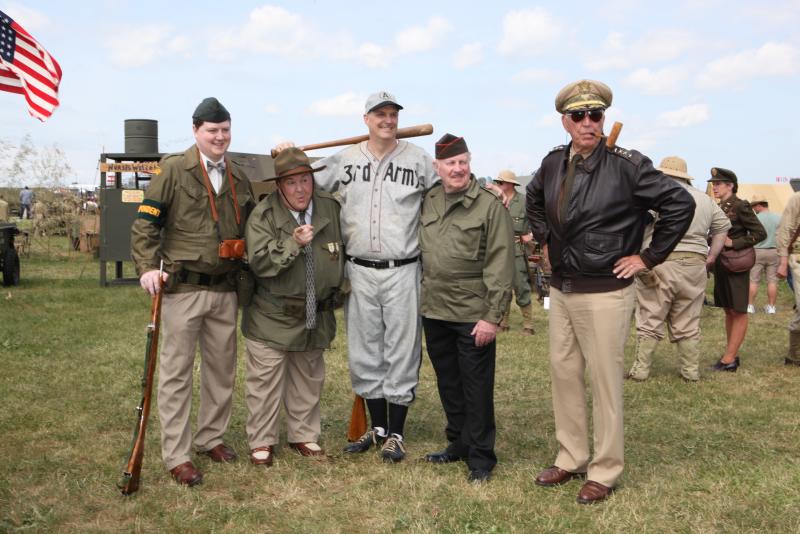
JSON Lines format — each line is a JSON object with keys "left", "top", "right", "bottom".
{"left": 627, "top": 156, "right": 730, "bottom": 382}
{"left": 420, "top": 134, "right": 514, "bottom": 483}
{"left": 131, "top": 97, "right": 254, "bottom": 486}
{"left": 494, "top": 169, "right": 535, "bottom": 335}
{"left": 526, "top": 80, "right": 694, "bottom": 503}
{"left": 273, "top": 91, "right": 436, "bottom": 462}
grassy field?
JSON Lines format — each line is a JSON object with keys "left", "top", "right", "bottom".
{"left": 2, "top": 231, "right": 800, "bottom": 533}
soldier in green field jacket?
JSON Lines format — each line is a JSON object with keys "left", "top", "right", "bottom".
{"left": 130, "top": 97, "right": 254, "bottom": 487}
{"left": 241, "top": 148, "right": 345, "bottom": 466}
{"left": 419, "top": 134, "right": 514, "bottom": 484}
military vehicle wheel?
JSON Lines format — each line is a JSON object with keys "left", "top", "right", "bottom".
{"left": 2, "top": 247, "right": 19, "bottom": 286}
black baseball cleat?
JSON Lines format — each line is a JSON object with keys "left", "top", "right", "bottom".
{"left": 381, "top": 435, "right": 406, "bottom": 463}
{"left": 343, "top": 428, "right": 386, "bottom": 454}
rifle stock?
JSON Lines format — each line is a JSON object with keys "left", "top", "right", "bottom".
{"left": 346, "top": 394, "right": 367, "bottom": 442}
{"left": 119, "top": 266, "right": 164, "bottom": 496}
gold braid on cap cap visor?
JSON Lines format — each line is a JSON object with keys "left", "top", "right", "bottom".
{"left": 562, "top": 95, "right": 607, "bottom": 112}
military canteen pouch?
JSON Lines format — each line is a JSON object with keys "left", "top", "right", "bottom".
{"left": 235, "top": 263, "right": 255, "bottom": 307}
{"left": 720, "top": 246, "right": 755, "bottom": 273}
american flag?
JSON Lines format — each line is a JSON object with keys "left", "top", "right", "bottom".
{"left": 0, "top": 9, "right": 61, "bottom": 121}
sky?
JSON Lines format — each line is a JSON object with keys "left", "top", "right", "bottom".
{"left": 1, "top": 0, "right": 799, "bottom": 187}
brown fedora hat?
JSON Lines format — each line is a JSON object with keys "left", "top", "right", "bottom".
{"left": 268, "top": 147, "right": 326, "bottom": 181}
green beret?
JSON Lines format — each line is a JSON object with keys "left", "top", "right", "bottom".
{"left": 707, "top": 167, "right": 737, "bottom": 185}
{"left": 267, "top": 147, "right": 326, "bottom": 181}
{"left": 192, "top": 97, "right": 230, "bottom": 123}
{"left": 435, "top": 133, "right": 469, "bottom": 160}
{"left": 555, "top": 79, "right": 613, "bottom": 113}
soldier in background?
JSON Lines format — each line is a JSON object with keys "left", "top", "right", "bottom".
{"left": 494, "top": 170, "right": 535, "bottom": 335}
{"left": 0, "top": 195, "right": 8, "bottom": 221}
{"left": 19, "top": 186, "right": 33, "bottom": 219}
{"left": 626, "top": 156, "right": 730, "bottom": 382}
{"left": 776, "top": 192, "right": 800, "bottom": 365}
{"left": 747, "top": 196, "right": 781, "bottom": 314}
{"left": 131, "top": 97, "right": 254, "bottom": 487}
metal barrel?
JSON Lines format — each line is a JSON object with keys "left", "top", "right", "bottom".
{"left": 124, "top": 119, "right": 158, "bottom": 154}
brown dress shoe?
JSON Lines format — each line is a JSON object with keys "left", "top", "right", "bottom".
{"left": 169, "top": 461, "right": 203, "bottom": 487}
{"left": 535, "top": 466, "right": 586, "bottom": 487}
{"left": 289, "top": 442, "right": 325, "bottom": 457}
{"left": 250, "top": 446, "right": 274, "bottom": 466}
{"left": 201, "top": 443, "right": 237, "bottom": 463}
{"left": 577, "top": 480, "right": 614, "bottom": 504}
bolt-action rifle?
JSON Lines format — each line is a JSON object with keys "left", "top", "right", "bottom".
{"left": 118, "top": 261, "right": 164, "bottom": 496}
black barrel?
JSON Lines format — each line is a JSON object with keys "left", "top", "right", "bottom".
{"left": 124, "top": 119, "right": 158, "bottom": 154}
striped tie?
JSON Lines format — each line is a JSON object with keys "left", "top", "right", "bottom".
{"left": 298, "top": 211, "right": 316, "bottom": 329}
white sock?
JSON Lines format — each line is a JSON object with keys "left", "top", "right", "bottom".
{"left": 390, "top": 433, "right": 404, "bottom": 441}
{"left": 373, "top": 426, "right": 387, "bottom": 437}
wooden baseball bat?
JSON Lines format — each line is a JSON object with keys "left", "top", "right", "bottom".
{"left": 346, "top": 394, "right": 368, "bottom": 442}
{"left": 271, "top": 124, "right": 434, "bottom": 158}
{"left": 606, "top": 121, "right": 623, "bottom": 148}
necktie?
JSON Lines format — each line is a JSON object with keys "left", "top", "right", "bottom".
{"left": 207, "top": 161, "right": 225, "bottom": 173}
{"left": 298, "top": 211, "right": 317, "bottom": 329}
{"left": 558, "top": 154, "right": 583, "bottom": 224}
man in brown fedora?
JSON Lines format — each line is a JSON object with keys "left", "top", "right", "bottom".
{"left": 241, "top": 147, "right": 346, "bottom": 467}
{"left": 748, "top": 195, "right": 781, "bottom": 314}
{"left": 494, "top": 169, "right": 535, "bottom": 335}
{"left": 627, "top": 156, "right": 730, "bottom": 382}
{"left": 526, "top": 80, "right": 694, "bottom": 503}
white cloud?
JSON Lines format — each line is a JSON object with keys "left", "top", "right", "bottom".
{"left": 454, "top": 43, "right": 483, "bottom": 69}
{"left": 306, "top": 92, "right": 364, "bottom": 117}
{"left": 625, "top": 66, "right": 688, "bottom": 96}
{"left": 512, "top": 68, "right": 558, "bottom": 83}
{"left": 658, "top": 104, "right": 710, "bottom": 128}
{"left": 394, "top": 17, "right": 451, "bottom": 54}
{"left": 536, "top": 112, "right": 561, "bottom": 128}
{"left": 264, "top": 104, "right": 280, "bottom": 114}
{"left": 356, "top": 43, "right": 390, "bottom": 69}
{"left": 106, "top": 26, "right": 179, "bottom": 68}
{"left": 697, "top": 42, "right": 800, "bottom": 88}
{"left": 2, "top": 3, "right": 49, "bottom": 32}
{"left": 497, "top": 8, "right": 563, "bottom": 56}
{"left": 585, "top": 29, "right": 698, "bottom": 72}
{"left": 167, "top": 36, "right": 192, "bottom": 58}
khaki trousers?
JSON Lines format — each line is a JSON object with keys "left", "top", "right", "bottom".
{"left": 245, "top": 339, "right": 325, "bottom": 449}
{"left": 548, "top": 285, "right": 634, "bottom": 488}
{"left": 789, "top": 255, "right": 800, "bottom": 332}
{"left": 635, "top": 255, "right": 707, "bottom": 341}
{"left": 158, "top": 290, "right": 238, "bottom": 471}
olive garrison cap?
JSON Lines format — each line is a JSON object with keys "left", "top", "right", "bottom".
{"left": 707, "top": 167, "right": 737, "bottom": 185}
{"left": 192, "top": 97, "right": 231, "bottom": 123}
{"left": 494, "top": 169, "right": 520, "bottom": 186}
{"left": 267, "top": 147, "right": 326, "bottom": 181}
{"left": 435, "top": 133, "right": 469, "bottom": 160}
{"left": 555, "top": 79, "right": 613, "bottom": 113}
{"left": 657, "top": 156, "right": 693, "bottom": 182}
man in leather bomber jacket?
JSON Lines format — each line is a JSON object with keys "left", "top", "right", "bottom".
{"left": 525, "top": 79, "right": 694, "bottom": 504}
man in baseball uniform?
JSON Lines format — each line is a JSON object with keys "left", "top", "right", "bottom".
{"left": 274, "top": 91, "right": 436, "bottom": 462}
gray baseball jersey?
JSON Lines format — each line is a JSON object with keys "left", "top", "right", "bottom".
{"left": 314, "top": 140, "right": 436, "bottom": 260}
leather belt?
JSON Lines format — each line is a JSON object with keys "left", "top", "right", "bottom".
{"left": 349, "top": 256, "right": 419, "bottom": 269}
{"left": 666, "top": 251, "right": 705, "bottom": 261}
{"left": 177, "top": 270, "right": 229, "bottom": 286}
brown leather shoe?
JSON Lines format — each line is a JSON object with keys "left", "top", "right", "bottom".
{"left": 200, "top": 443, "right": 237, "bottom": 463}
{"left": 249, "top": 446, "right": 274, "bottom": 466}
{"left": 577, "top": 480, "right": 614, "bottom": 504}
{"left": 169, "top": 461, "right": 203, "bottom": 487}
{"left": 535, "top": 466, "right": 586, "bottom": 487}
{"left": 289, "top": 442, "right": 325, "bottom": 457}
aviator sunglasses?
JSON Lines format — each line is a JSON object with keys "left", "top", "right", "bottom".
{"left": 568, "top": 109, "right": 604, "bottom": 123}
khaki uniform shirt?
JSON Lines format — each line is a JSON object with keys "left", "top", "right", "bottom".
{"left": 419, "top": 177, "right": 514, "bottom": 324}
{"left": 0, "top": 199, "right": 8, "bottom": 221}
{"left": 776, "top": 192, "right": 800, "bottom": 256}
{"left": 130, "top": 145, "right": 254, "bottom": 290}
{"left": 507, "top": 191, "right": 530, "bottom": 257}
{"left": 642, "top": 180, "right": 730, "bottom": 256}
{"left": 242, "top": 190, "right": 345, "bottom": 351}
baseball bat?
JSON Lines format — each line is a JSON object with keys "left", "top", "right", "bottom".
{"left": 271, "top": 124, "right": 434, "bottom": 158}
{"left": 606, "top": 122, "right": 623, "bottom": 148}
{"left": 346, "top": 394, "right": 368, "bottom": 442}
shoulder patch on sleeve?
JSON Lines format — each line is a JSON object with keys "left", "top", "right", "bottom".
{"left": 136, "top": 198, "right": 165, "bottom": 224}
